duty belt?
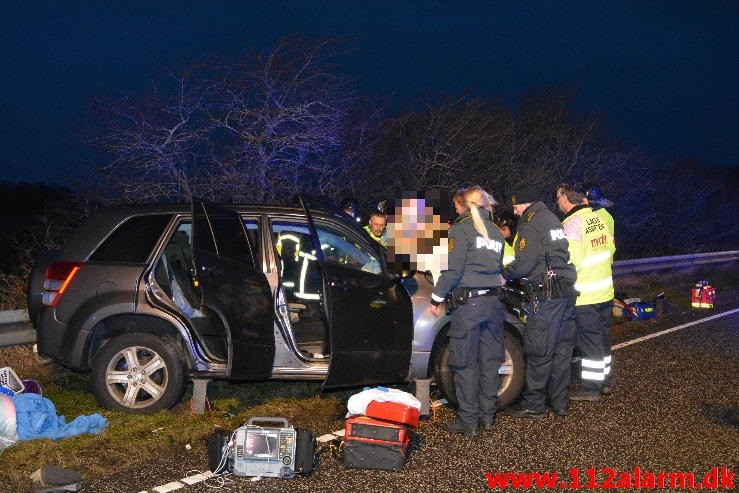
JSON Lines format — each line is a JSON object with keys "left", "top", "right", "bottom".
{"left": 445, "top": 287, "right": 499, "bottom": 315}
{"left": 457, "top": 287, "right": 499, "bottom": 299}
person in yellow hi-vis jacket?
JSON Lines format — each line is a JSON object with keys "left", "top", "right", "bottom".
{"left": 557, "top": 183, "right": 616, "bottom": 401}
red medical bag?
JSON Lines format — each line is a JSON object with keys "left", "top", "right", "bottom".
{"left": 364, "top": 400, "right": 420, "bottom": 427}
{"left": 691, "top": 281, "right": 716, "bottom": 308}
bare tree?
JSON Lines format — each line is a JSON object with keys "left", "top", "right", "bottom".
{"left": 205, "top": 37, "right": 360, "bottom": 203}
{"left": 89, "top": 37, "right": 368, "bottom": 205}
{"left": 372, "top": 95, "right": 516, "bottom": 194}
{"left": 90, "top": 67, "right": 214, "bottom": 203}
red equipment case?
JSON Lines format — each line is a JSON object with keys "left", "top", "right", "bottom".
{"left": 344, "top": 416, "right": 410, "bottom": 471}
{"left": 364, "top": 400, "right": 420, "bottom": 427}
{"left": 344, "top": 416, "right": 410, "bottom": 446}
{"left": 343, "top": 440, "right": 409, "bottom": 471}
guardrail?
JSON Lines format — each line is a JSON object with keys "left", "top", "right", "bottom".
{"left": 1, "top": 250, "right": 737, "bottom": 348}
{"left": 611, "top": 250, "right": 739, "bottom": 276}
{"left": 0, "top": 309, "right": 34, "bottom": 347}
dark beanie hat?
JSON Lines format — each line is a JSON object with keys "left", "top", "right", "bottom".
{"left": 511, "top": 185, "right": 538, "bottom": 205}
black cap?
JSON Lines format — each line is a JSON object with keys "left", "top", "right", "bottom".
{"left": 495, "top": 210, "right": 517, "bottom": 228}
{"left": 511, "top": 185, "right": 538, "bottom": 205}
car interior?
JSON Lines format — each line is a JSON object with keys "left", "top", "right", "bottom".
{"left": 272, "top": 222, "right": 330, "bottom": 359}
{"left": 155, "top": 223, "right": 228, "bottom": 360}
{"left": 152, "top": 215, "right": 384, "bottom": 365}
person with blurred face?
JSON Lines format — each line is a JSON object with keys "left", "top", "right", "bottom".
{"left": 385, "top": 190, "right": 450, "bottom": 283}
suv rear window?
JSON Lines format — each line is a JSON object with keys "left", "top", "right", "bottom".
{"left": 90, "top": 214, "right": 172, "bottom": 263}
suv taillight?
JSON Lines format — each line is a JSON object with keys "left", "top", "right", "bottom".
{"left": 43, "top": 261, "right": 82, "bottom": 307}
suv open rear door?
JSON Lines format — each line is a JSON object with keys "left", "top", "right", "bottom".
{"left": 298, "top": 196, "right": 413, "bottom": 388}
{"left": 192, "top": 199, "right": 275, "bottom": 380}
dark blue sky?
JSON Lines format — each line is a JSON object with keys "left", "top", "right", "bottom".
{"left": 2, "top": 1, "right": 737, "bottom": 185}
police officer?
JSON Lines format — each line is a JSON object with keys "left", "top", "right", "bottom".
{"left": 502, "top": 185, "right": 577, "bottom": 418}
{"left": 429, "top": 186, "right": 506, "bottom": 436}
{"left": 557, "top": 183, "right": 615, "bottom": 401}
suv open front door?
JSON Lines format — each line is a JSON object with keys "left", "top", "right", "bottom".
{"left": 298, "top": 196, "right": 414, "bottom": 388}
{"left": 192, "top": 199, "right": 275, "bottom": 380}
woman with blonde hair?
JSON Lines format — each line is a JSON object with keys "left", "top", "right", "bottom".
{"left": 429, "top": 185, "right": 506, "bottom": 436}
{"left": 453, "top": 188, "right": 466, "bottom": 215}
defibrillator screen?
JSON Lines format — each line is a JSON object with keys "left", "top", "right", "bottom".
{"left": 243, "top": 431, "right": 279, "bottom": 460}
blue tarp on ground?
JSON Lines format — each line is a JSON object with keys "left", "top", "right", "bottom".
{"left": 11, "top": 393, "right": 107, "bottom": 440}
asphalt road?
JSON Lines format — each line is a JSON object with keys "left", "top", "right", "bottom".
{"left": 83, "top": 306, "right": 739, "bottom": 493}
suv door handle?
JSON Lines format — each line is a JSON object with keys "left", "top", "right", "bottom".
{"left": 200, "top": 266, "right": 221, "bottom": 276}
{"left": 330, "top": 279, "right": 350, "bottom": 291}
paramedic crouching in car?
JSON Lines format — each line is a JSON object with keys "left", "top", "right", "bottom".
{"left": 502, "top": 185, "right": 577, "bottom": 419}
{"left": 429, "top": 186, "right": 505, "bottom": 437}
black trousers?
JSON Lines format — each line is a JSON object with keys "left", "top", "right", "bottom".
{"left": 448, "top": 294, "right": 505, "bottom": 427}
{"left": 575, "top": 300, "right": 613, "bottom": 392}
{"left": 519, "top": 294, "right": 576, "bottom": 412}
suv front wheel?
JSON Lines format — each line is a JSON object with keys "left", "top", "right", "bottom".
{"left": 91, "top": 332, "right": 187, "bottom": 413}
{"left": 432, "top": 324, "right": 525, "bottom": 409}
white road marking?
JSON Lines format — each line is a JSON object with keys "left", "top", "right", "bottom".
{"left": 612, "top": 308, "right": 739, "bottom": 351}
{"left": 316, "top": 433, "right": 337, "bottom": 443}
{"left": 152, "top": 482, "right": 184, "bottom": 492}
{"left": 180, "top": 471, "right": 214, "bottom": 485}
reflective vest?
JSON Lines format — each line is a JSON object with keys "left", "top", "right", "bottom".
{"left": 502, "top": 237, "right": 516, "bottom": 267}
{"left": 562, "top": 206, "right": 615, "bottom": 305}
{"left": 363, "top": 224, "right": 387, "bottom": 247}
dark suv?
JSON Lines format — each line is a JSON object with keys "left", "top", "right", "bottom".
{"left": 28, "top": 198, "right": 526, "bottom": 413}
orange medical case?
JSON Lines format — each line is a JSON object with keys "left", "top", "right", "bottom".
{"left": 364, "top": 400, "right": 420, "bottom": 427}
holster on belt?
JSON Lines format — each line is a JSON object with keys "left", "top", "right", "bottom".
{"left": 522, "top": 277, "right": 576, "bottom": 302}
{"left": 444, "top": 288, "right": 466, "bottom": 314}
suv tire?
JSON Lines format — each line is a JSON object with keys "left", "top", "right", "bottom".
{"left": 91, "top": 332, "right": 187, "bottom": 413}
{"left": 432, "top": 323, "right": 525, "bottom": 409}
